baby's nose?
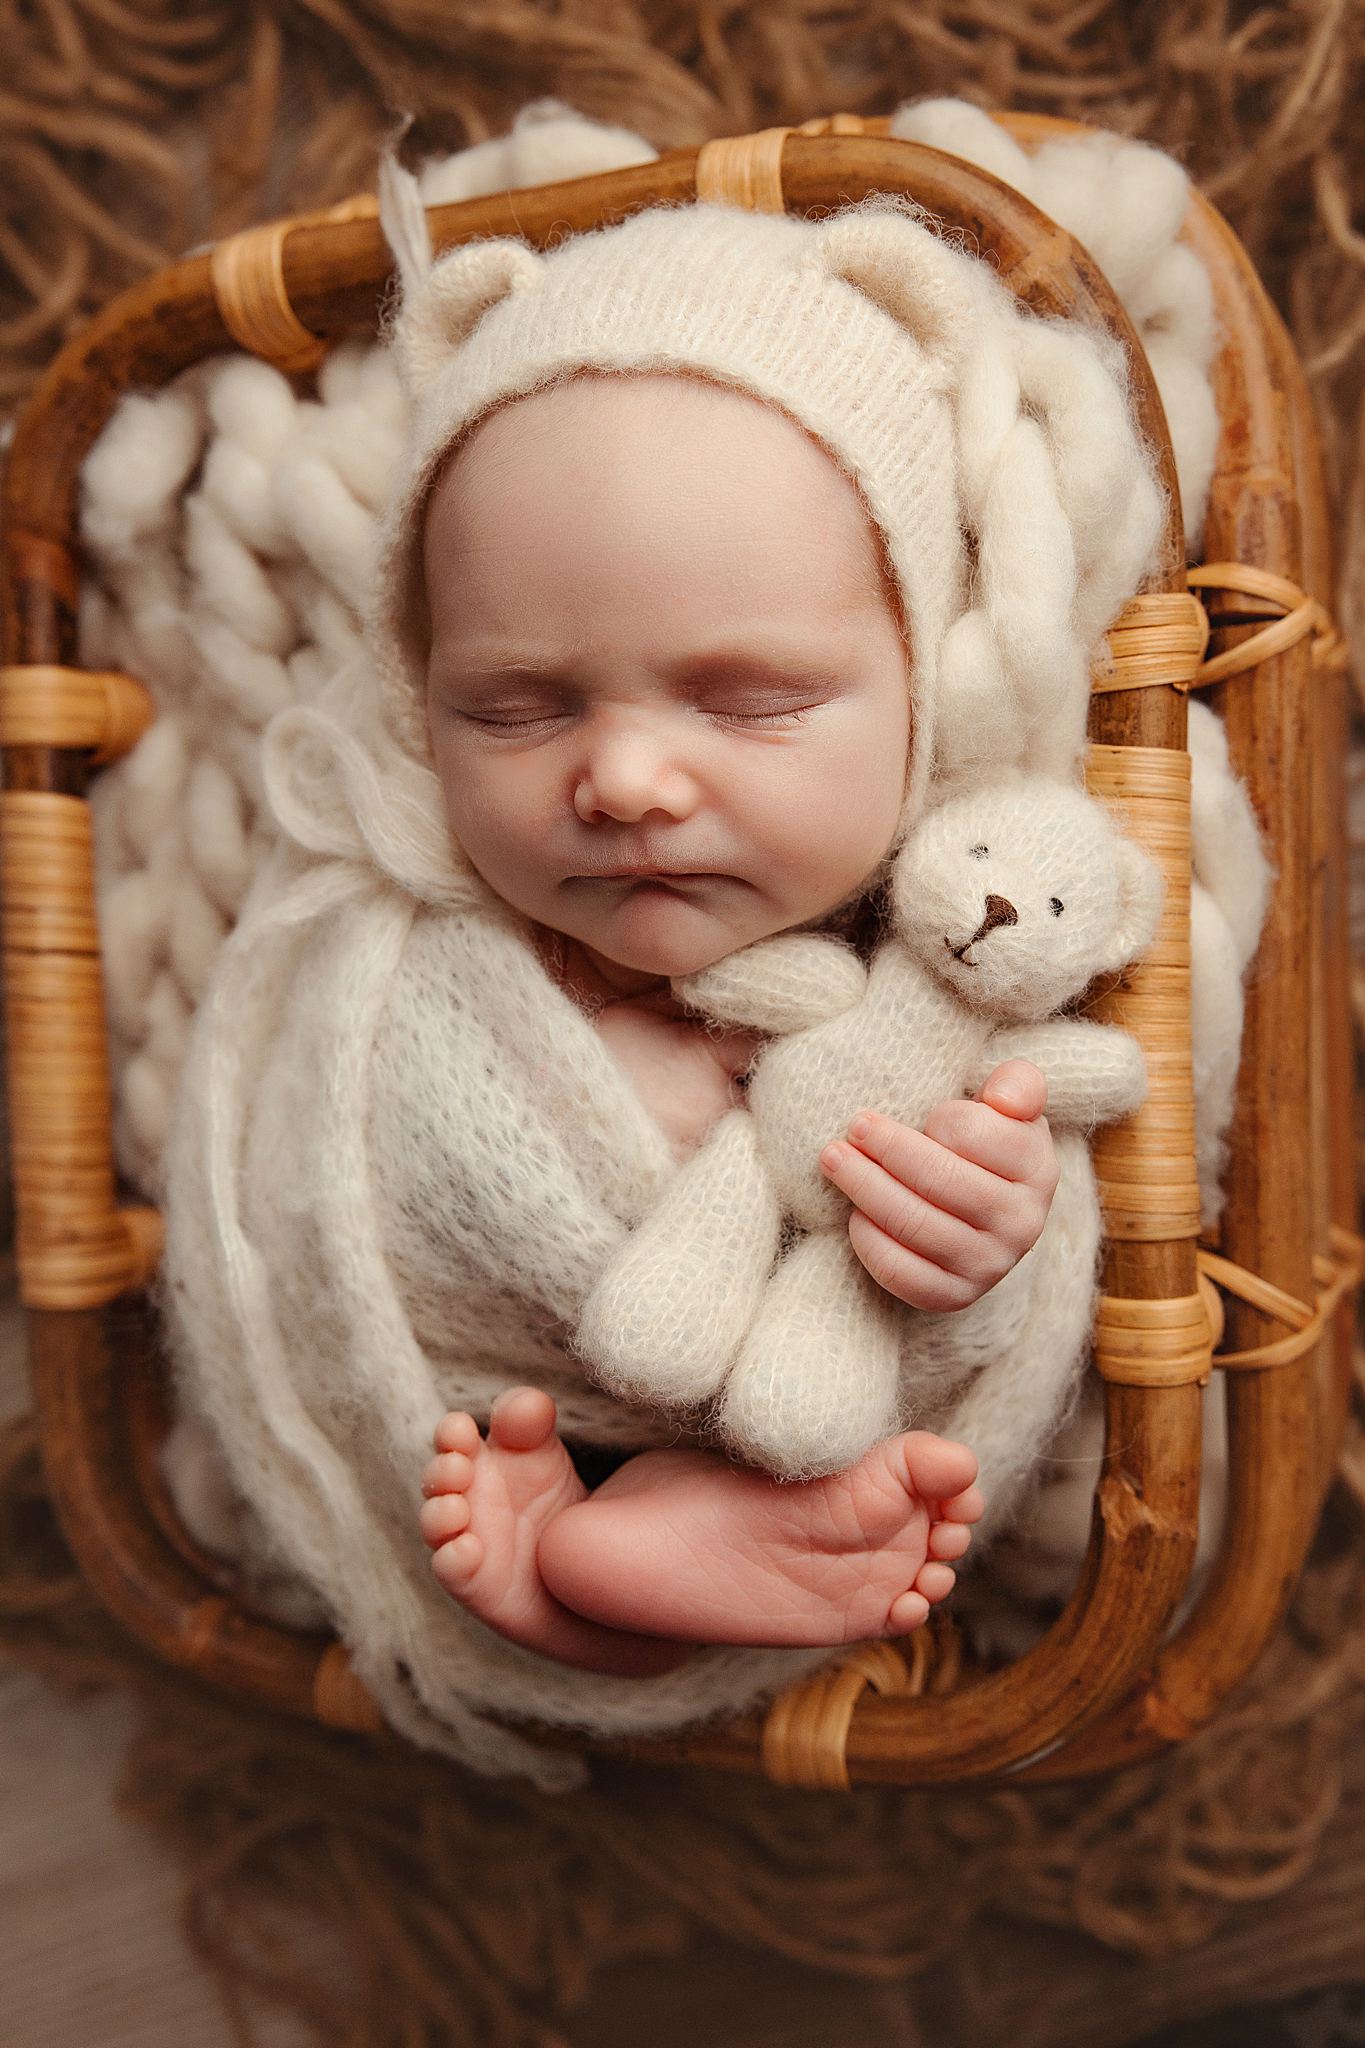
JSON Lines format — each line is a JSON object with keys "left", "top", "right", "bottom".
{"left": 573, "top": 723, "right": 700, "bottom": 824}
{"left": 973, "top": 893, "right": 1018, "bottom": 942}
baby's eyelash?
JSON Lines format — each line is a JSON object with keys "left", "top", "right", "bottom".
{"left": 464, "top": 711, "right": 565, "bottom": 734}
{"left": 712, "top": 706, "right": 814, "bottom": 728}
{"left": 462, "top": 705, "right": 815, "bottom": 735}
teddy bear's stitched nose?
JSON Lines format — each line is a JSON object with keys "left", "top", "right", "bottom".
{"left": 972, "top": 893, "right": 1019, "bottom": 944}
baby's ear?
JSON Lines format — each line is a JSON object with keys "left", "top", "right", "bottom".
{"left": 390, "top": 237, "right": 545, "bottom": 391}
{"left": 810, "top": 204, "right": 978, "bottom": 375}
{"left": 1094, "top": 836, "right": 1163, "bottom": 975}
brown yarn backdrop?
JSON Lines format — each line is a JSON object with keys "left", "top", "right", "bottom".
{"left": 6, "top": 2, "right": 1365, "bottom": 679}
{"left": 4, "top": 5, "right": 1365, "bottom": 2045}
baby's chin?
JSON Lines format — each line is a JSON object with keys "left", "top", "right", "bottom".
{"left": 564, "top": 880, "right": 777, "bottom": 980}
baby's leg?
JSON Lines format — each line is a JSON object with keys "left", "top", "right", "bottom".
{"left": 421, "top": 1391, "right": 981, "bottom": 1664}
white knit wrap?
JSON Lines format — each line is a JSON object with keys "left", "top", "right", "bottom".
{"left": 75, "top": 100, "right": 1271, "bottom": 1787}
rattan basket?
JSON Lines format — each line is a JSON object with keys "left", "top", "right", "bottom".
{"left": 1, "top": 109, "right": 1359, "bottom": 1790}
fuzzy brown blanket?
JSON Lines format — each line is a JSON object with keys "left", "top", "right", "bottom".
{"left": 4, "top": 3, "right": 1365, "bottom": 2043}
{"left": 4, "top": 1406, "right": 1365, "bottom": 2046}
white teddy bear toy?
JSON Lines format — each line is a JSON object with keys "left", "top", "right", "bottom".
{"left": 573, "top": 774, "right": 1164, "bottom": 1483}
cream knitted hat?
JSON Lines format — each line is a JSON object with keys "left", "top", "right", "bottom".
{"left": 369, "top": 173, "right": 1165, "bottom": 843}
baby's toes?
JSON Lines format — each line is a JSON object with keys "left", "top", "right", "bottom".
{"left": 421, "top": 1448, "right": 474, "bottom": 1499}
{"left": 901, "top": 1431, "right": 978, "bottom": 1508}
{"left": 488, "top": 1386, "right": 558, "bottom": 1452}
{"left": 913, "top": 1560, "right": 957, "bottom": 1605}
{"left": 941, "top": 1482, "right": 985, "bottom": 1526}
{"left": 927, "top": 1519, "right": 973, "bottom": 1563}
{"left": 887, "top": 1588, "right": 932, "bottom": 1633}
{"left": 418, "top": 1492, "right": 471, "bottom": 1550}
{"left": 431, "top": 1530, "right": 484, "bottom": 1591}
{"left": 433, "top": 1411, "right": 480, "bottom": 1456}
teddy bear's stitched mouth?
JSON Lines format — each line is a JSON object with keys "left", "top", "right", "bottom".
{"left": 946, "top": 935, "right": 977, "bottom": 965}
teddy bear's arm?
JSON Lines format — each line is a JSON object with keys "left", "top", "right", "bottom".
{"left": 965, "top": 1018, "right": 1147, "bottom": 1131}
{"left": 673, "top": 933, "right": 867, "bottom": 1034}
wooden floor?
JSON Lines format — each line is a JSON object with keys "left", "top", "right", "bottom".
{"left": 0, "top": 1291, "right": 286, "bottom": 2048}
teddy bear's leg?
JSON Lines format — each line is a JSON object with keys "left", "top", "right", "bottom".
{"left": 573, "top": 1109, "right": 782, "bottom": 1410}
{"left": 718, "top": 1230, "right": 902, "bottom": 1479}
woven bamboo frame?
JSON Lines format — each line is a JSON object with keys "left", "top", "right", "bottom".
{"left": 0, "top": 109, "right": 1356, "bottom": 1787}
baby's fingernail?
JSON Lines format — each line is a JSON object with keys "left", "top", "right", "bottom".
{"left": 820, "top": 1143, "right": 845, "bottom": 1174}
{"left": 848, "top": 1115, "right": 871, "bottom": 1142}
{"left": 990, "top": 1079, "right": 1026, "bottom": 1110}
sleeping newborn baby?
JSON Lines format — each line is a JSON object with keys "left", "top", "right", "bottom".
{"left": 415, "top": 370, "right": 1061, "bottom": 1678}
{"left": 148, "top": 189, "right": 1166, "bottom": 1770}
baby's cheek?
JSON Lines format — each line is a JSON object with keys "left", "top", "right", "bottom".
{"left": 749, "top": 746, "right": 904, "bottom": 914}
{"left": 809, "top": 719, "right": 908, "bottom": 861}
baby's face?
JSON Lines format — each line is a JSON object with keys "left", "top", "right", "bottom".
{"left": 421, "top": 372, "right": 912, "bottom": 985}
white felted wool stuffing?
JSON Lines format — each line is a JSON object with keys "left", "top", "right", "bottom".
{"left": 80, "top": 337, "right": 411, "bottom": 1194}
{"left": 74, "top": 99, "right": 1269, "bottom": 1783}
{"left": 576, "top": 777, "right": 1160, "bottom": 1510}
{"left": 890, "top": 97, "right": 1221, "bottom": 558}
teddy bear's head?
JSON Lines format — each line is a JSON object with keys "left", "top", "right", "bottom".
{"left": 890, "top": 776, "right": 1163, "bottom": 1022}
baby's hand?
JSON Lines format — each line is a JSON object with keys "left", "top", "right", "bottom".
{"left": 818, "top": 1060, "right": 1059, "bottom": 1312}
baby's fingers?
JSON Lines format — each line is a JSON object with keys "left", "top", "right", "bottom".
{"left": 922, "top": 1094, "right": 1057, "bottom": 1194}
{"left": 820, "top": 1138, "right": 985, "bottom": 1277}
{"left": 827, "top": 1112, "right": 1029, "bottom": 1234}
{"left": 977, "top": 1058, "right": 1048, "bottom": 1123}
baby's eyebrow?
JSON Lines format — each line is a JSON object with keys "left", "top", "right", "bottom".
{"left": 450, "top": 657, "right": 574, "bottom": 686}
{"left": 671, "top": 649, "right": 840, "bottom": 690}
{"left": 445, "top": 647, "right": 841, "bottom": 693}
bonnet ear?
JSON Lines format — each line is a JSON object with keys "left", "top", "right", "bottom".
{"left": 378, "top": 154, "right": 544, "bottom": 393}
{"left": 1093, "top": 833, "right": 1164, "bottom": 976}
{"left": 809, "top": 202, "right": 980, "bottom": 376}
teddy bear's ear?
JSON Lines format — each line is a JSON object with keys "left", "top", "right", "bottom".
{"left": 810, "top": 204, "right": 978, "bottom": 375}
{"left": 1093, "top": 835, "right": 1163, "bottom": 975}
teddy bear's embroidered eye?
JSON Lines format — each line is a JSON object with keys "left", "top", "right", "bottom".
{"left": 1049, "top": 897, "right": 1065, "bottom": 916}
{"left": 968, "top": 844, "right": 988, "bottom": 860}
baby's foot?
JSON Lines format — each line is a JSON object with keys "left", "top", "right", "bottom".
{"left": 418, "top": 1389, "right": 690, "bottom": 1678}
{"left": 537, "top": 1430, "right": 984, "bottom": 1646}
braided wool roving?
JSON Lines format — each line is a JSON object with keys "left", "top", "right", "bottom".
{"left": 75, "top": 102, "right": 1270, "bottom": 1784}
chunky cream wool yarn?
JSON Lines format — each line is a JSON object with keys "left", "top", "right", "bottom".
{"left": 73, "top": 99, "right": 1272, "bottom": 1786}
{"left": 888, "top": 98, "right": 1221, "bottom": 558}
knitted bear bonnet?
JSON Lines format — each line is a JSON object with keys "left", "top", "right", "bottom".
{"left": 369, "top": 166, "right": 1166, "bottom": 852}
